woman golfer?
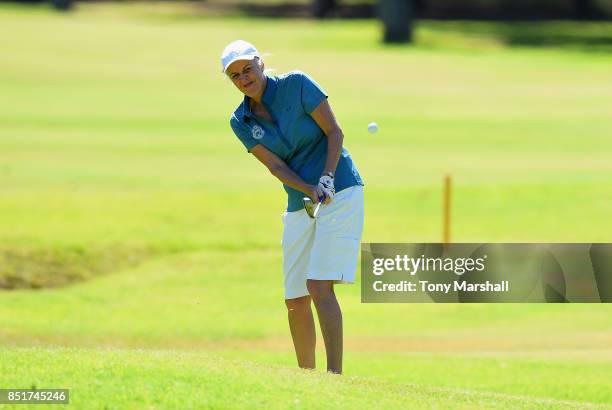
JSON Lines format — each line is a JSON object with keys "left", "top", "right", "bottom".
{"left": 222, "top": 40, "right": 364, "bottom": 374}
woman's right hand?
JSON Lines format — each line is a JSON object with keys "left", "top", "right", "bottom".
{"left": 307, "top": 185, "right": 325, "bottom": 203}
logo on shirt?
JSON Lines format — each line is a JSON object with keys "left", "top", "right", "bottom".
{"left": 251, "top": 124, "right": 265, "bottom": 140}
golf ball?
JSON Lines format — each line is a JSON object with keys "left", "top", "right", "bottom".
{"left": 367, "top": 122, "right": 378, "bottom": 134}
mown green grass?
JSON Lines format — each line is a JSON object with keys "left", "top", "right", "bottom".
{"left": 2, "top": 252, "right": 611, "bottom": 407}
{"left": 5, "top": 347, "right": 604, "bottom": 410}
{"left": 1, "top": 2, "right": 612, "bottom": 408}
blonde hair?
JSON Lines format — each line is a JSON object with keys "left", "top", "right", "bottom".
{"left": 256, "top": 54, "right": 276, "bottom": 75}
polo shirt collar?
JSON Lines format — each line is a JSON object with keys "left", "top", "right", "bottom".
{"left": 241, "top": 95, "right": 254, "bottom": 120}
{"left": 261, "top": 74, "right": 278, "bottom": 106}
{"left": 240, "top": 74, "right": 277, "bottom": 121}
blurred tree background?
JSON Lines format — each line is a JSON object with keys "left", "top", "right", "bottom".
{"left": 2, "top": 0, "right": 611, "bottom": 43}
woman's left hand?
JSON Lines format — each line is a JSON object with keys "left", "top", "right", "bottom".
{"left": 318, "top": 175, "right": 334, "bottom": 204}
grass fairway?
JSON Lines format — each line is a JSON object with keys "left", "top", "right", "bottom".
{"left": 1, "top": 2, "right": 612, "bottom": 409}
{"left": 4, "top": 347, "right": 602, "bottom": 410}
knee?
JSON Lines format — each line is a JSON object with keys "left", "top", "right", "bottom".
{"left": 306, "top": 279, "right": 333, "bottom": 301}
{"left": 285, "top": 295, "right": 311, "bottom": 312}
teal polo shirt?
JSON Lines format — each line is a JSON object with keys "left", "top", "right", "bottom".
{"left": 230, "top": 70, "right": 363, "bottom": 212}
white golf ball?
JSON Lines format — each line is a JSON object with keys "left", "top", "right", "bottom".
{"left": 367, "top": 122, "right": 378, "bottom": 134}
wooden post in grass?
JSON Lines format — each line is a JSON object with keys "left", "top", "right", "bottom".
{"left": 443, "top": 174, "right": 452, "bottom": 244}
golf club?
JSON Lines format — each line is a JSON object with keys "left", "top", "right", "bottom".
{"left": 303, "top": 194, "right": 326, "bottom": 218}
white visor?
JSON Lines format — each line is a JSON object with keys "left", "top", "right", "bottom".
{"left": 221, "top": 40, "right": 260, "bottom": 73}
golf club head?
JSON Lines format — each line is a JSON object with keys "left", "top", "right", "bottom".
{"left": 303, "top": 197, "right": 322, "bottom": 218}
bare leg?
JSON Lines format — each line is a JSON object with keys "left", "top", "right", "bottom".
{"left": 306, "top": 279, "right": 343, "bottom": 374}
{"left": 285, "top": 295, "right": 316, "bottom": 369}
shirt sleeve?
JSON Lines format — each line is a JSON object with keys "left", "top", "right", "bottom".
{"left": 298, "top": 71, "right": 328, "bottom": 114}
{"left": 230, "top": 115, "right": 259, "bottom": 153}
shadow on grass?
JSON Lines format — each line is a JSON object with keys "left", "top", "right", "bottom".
{"left": 425, "top": 20, "right": 612, "bottom": 52}
{"left": 209, "top": 1, "right": 374, "bottom": 19}
{"left": 0, "top": 246, "right": 154, "bottom": 290}
{"left": 495, "top": 22, "right": 612, "bottom": 51}
{"left": 506, "top": 36, "right": 612, "bottom": 51}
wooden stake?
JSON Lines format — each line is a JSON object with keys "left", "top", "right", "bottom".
{"left": 443, "top": 175, "right": 452, "bottom": 244}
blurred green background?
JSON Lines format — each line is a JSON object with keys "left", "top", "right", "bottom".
{"left": 1, "top": 1, "right": 611, "bottom": 409}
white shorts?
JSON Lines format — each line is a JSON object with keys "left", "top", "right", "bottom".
{"left": 281, "top": 185, "right": 364, "bottom": 300}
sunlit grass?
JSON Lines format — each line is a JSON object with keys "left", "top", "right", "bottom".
{"left": 0, "top": 3, "right": 611, "bottom": 408}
